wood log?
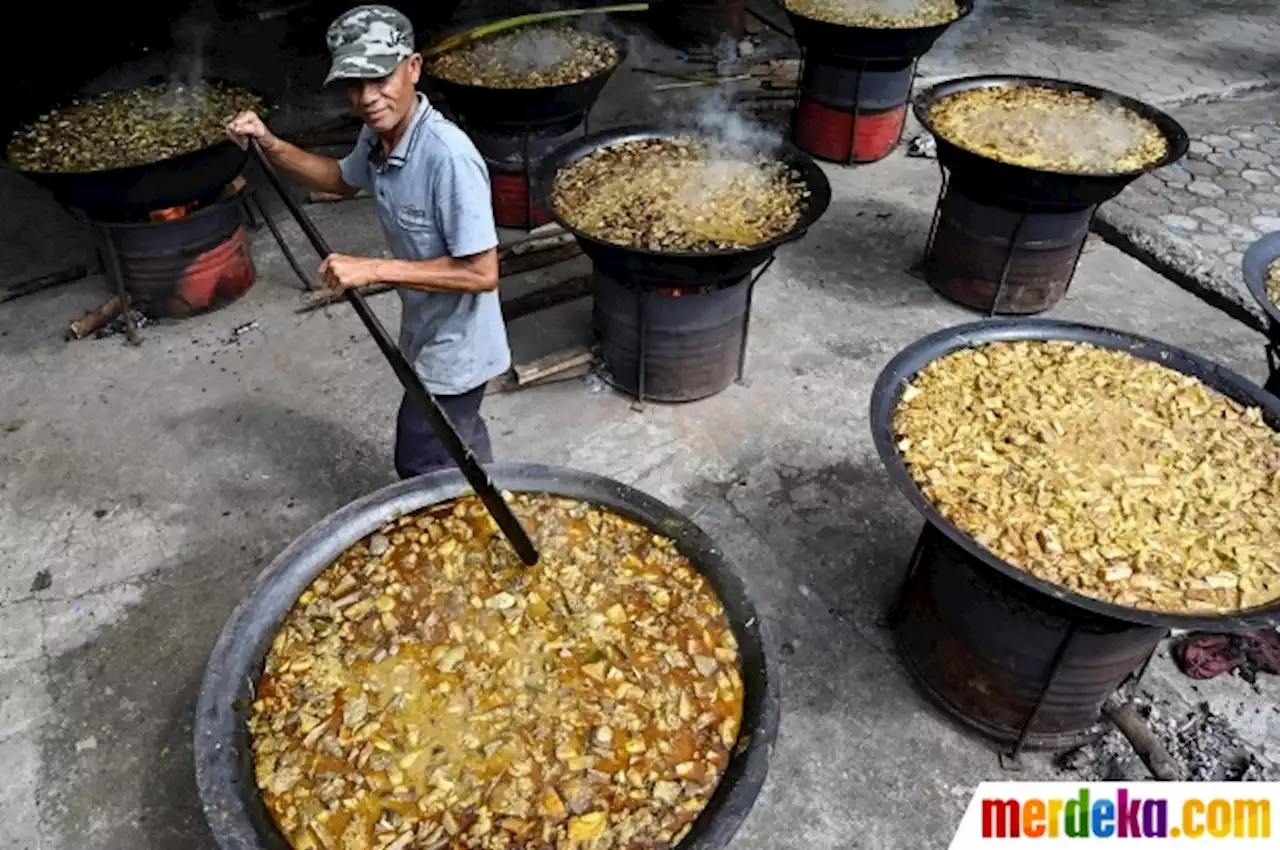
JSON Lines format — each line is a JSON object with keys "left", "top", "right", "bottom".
{"left": 67, "top": 295, "right": 124, "bottom": 340}
{"left": 500, "top": 242, "right": 582, "bottom": 278}
{"left": 1103, "top": 699, "right": 1184, "bottom": 781}
{"left": 503, "top": 228, "right": 572, "bottom": 257}
{"left": 502, "top": 275, "right": 592, "bottom": 323}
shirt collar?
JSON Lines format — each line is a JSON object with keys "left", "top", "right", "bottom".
{"left": 368, "top": 93, "right": 432, "bottom": 169}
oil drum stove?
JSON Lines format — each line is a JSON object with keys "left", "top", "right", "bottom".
{"left": 534, "top": 127, "right": 833, "bottom": 404}
{"left": 784, "top": 1, "right": 973, "bottom": 165}
{"left": 873, "top": 319, "right": 1280, "bottom": 759}
{"left": 468, "top": 118, "right": 588, "bottom": 231}
{"left": 87, "top": 182, "right": 257, "bottom": 320}
{"left": 5, "top": 79, "right": 312, "bottom": 336}
{"left": 650, "top": 0, "right": 748, "bottom": 52}
{"left": 422, "top": 29, "right": 625, "bottom": 231}
{"left": 912, "top": 76, "right": 1190, "bottom": 315}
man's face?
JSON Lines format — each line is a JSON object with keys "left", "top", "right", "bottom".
{"left": 345, "top": 53, "right": 422, "bottom": 134}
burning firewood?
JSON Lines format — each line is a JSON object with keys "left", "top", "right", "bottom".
{"left": 67, "top": 295, "right": 124, "bottom": 341}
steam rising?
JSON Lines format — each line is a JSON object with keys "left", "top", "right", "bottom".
{"left": 617, "top": 63, "right": 799, "bottom": 237}
{"left": 929, "top": 85, "right": 1169, "bottom": 174}
{"left": 687, "top": 82, "right": 786, "bottom": 156}
{"left": 552, "top": 135, "right": 807, "bottom": 252}
{"left": 499, "top": 28, "right": 576, "bottom": 76}
{"left": 425, "top": 25, "right": 619, "bottom": 89}
{"left": 161, "top": 7, "right": 213, "bottom": 113}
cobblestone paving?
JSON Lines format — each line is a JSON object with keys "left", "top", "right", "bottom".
{"left": 1094, "top": 92, "right": 1280, "bottom": 330}
{"left": 917, "top": 0, "right": 1280, "bottom": 105}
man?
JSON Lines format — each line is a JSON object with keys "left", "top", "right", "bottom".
{"left": 225, "top": 4, "right": 510, "bottom": 479}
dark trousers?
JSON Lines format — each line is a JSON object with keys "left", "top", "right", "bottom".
{"left": 393, "top": 384, "right": 492, "bottom": 480}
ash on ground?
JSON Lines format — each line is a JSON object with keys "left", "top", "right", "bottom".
{"left": 1056, "top": 696, "right": 1280, "bottom": 781}
{"left": 93, "top": 309, "right": 152, "bottom": 339}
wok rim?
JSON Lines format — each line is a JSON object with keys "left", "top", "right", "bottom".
{"left": 4, "top": 74, "right": 268, "bottom": 179}
{"left": 869, "top": 317, "right": 1280, "bottom": 632}
{"left": 531, "top": 124, "right": 833, "bottom": 262}
{"left": 1242, "top": 231, "right": 1280, "bottom": 330}
{"left": 782, "top": 0, "right": 974, "bottom": 37}
{"left": 912, "top": 74, "right": 1192, "bottom": 180}
{"left": 420, "top": 22, "right": 629, "bottom": 95}
{"left": 194, "top": 463, "right": 780, "bottom": 850}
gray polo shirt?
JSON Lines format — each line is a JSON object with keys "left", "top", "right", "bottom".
{"left": 338, "top": 94, "right": 511, "bottom": 396}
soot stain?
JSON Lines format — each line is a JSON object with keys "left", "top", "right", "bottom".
{"left": 796, "top": 199, "right": 939, "bottom": 307}
{"left": 683, "top": 455, "right": 938, "bottom": 724}
{"left": 686, "top": 452, "right": 919, "bottom": 636}
{"left": 40, "top": 400, "right": 386, "bottom": 849}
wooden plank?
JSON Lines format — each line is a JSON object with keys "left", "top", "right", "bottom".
{"left": 488, "top": 348, "right": 595, "bottom": 395}
{"left": 514, "top": 346, "right": 593, "bottom": 386}
{"left": 502, "top": 275, "right": 591, "bottom": 323}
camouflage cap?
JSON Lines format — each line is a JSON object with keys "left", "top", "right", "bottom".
{"left": 324, "top": 5, "right": 415, "bottom": 85}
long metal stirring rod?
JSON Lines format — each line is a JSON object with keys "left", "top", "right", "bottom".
{"left": 248, "top": 141, "right": 539, "bottom": 565}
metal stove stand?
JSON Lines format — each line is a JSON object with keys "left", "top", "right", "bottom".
{"left": 452, "top": 112, "right": 592, "bottom": 233}
{"left": 790, "top": 48, "right": 919, "bottom": 166}
{"left": 1263, "top": 326, "right": 1280, "bottom": 397}
{"left": 596, "top": 257, "right": 774, "bottom": 407}
{"left": 921, "top": 163, "right": 1100, "bottom": 316}
{"left": 887, "top": 522, "right": 1167, "bottom": 766}
{"left": 75, "top": 178, "right": 314, "bottom": 344}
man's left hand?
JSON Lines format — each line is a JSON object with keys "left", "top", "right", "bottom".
{"left": 309, "top": 254, "right": 384, "bottom": 303}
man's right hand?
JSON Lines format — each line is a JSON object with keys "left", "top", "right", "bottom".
{"left": 225, "top": 110, "right": 278, "bottom": 152}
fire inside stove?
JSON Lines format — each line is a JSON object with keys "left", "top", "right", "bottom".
{"left": 922, "top": 174, "right": 1098, "bottom": 315}
{"left": 469, "top": 121, "right": 586, "bottom": 230}
{"left": 93, "top": 178, "right": 256, "bottom": 319}
{"left": 592, "top": 270, "right": 757, "bottom": 403}
{"left": 150, "top": 204, "right": 194, "bottom": 222}
{"left": 792, "top": 55, "right": 915, "bottom": 164}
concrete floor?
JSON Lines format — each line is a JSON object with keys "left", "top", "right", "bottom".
{"left": 4, "top": 137, "right": 1280, "bottom": 850}
{"left": 4, "top": 0, "right": 1280, "bottom": 844}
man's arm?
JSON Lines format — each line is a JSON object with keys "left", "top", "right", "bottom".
{"left": 309, "top": 143, "right": 503, "bottom": 299}
{"left": 322, "top": 249, "right": 499, "bottom": 294}
{"left": 261, "top": 138, "right": 360, "bottom": 198}
{"left": 320, "top": 147, "right": 502, "bottom": 296}
{"left": 226, "top": 110, "right": 362, "bottom": 197}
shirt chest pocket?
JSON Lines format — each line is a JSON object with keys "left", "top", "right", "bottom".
{"left": 393, "top": 202, "right": 435, "bottom": 232}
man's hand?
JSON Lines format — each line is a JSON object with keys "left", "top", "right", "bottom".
{"left": 307, "top": 253, "right": 384, "bottom": 304}
{"left": 225, "top": 110, "right": 279, "bottom": 152}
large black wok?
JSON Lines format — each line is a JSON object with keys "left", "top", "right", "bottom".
{"left": 1243, "top": 230, "right": 1280, "bottom": 330}
{"left": 913, "top": 75, "right": 1190, "bottom": 208}
{"left": 784, "top": 0, "right": 974, "bottom": 61}
{"left": 421, "top": 28, "right": 626, "bottom": 133}
{"left": 194, "top": 464, "right": 780, "bottom": 850}
{"left": 533, "top": 125, "right": 833, "bottom": 286}
{"left": 4, "top": 75, "right": 262, "bottom": 216}
{"left": 871, "top": 318, "right": 1280, "bottom": 632}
